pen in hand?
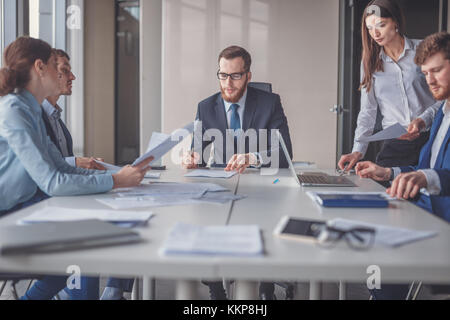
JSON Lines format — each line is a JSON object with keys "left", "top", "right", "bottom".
{"left": 339, "top": 164, "right": 349, "bottom": 176}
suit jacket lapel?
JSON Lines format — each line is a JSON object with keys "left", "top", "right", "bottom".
{"left": 215, "top": 94, "right": 228, "bottom": 133}
{"left": 59, "top": 119, "right": 74, "bottom": 157}
{"left": 41, "top": 111, "right": 59, "bottom": 150}
{"left": 243, "top": 87, "right": 257, "bottom": 131}
{"left": 435, "top": 125, "right": 450, "bottom": 169}
{"left": 419, "top": 107, "right": 444, "bottom": 169}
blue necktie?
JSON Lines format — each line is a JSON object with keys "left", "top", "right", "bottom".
{"left": 230, "top": 104, "right": 241, "bottom": 154}
{"left": 230, "top": 104, "right": 241, "bottom": 131}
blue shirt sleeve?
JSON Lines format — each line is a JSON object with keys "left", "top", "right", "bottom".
{"left": 0, "top": 103, "right": 113, "bottom": 196}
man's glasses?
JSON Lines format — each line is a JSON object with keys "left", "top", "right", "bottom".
{"left": 217, "top": 71, "right": 248, "bottom": 81}
{"left": 313, "top": 224, "right": 376, "bottom": 251}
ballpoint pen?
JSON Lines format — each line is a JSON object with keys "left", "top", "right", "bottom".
{"left": 339, "top": 164, "right": 349, "bottom": 176}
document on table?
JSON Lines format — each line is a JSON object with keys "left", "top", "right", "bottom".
{"left": 18, "top": 207, "right": 154, "bottom": 225}
{"left": 113, "top": 182, "right": 228, "bottom": 196}
{"left": 98, "top": 182, "right": 237, "bottom": 209}
{"left": 184, "top": 169, "right": 237, "bottom": 179}
{"left": 97, "top": 194, "right": 205, "bottom": 210}
{"left": 161, "top": 223, "right": 263, "bottom": 256}
{"left": 356, "top": 123, "right": 408, "bottom": 143}
{"left": 133, "top": 122, "right": 195, "bottom": 166}
{"left": 196, "top": 192, "right": 246, "bottom": 204}
{"left": 97, "top": 191, "right": 244, "bottom": 210}
{"left": 328, "top": 218, "right": 438, "bottom": 248}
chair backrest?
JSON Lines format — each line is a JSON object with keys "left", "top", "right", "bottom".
{"left": 248, "top": 82, "right": 272, "bottom": 93}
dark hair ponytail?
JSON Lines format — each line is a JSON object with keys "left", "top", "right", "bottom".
{"left": 0, "top": 36, "right": 53, "bottom": 97}
{"left": 0, "top": 68, "right": 19, "bottom": 96}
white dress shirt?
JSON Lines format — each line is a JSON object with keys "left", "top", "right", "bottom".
{"left": 223, "top": 90, "right": 247, "bottom": 129}
{"left": 222, "top": 90, "right": 261, "bottom": 167}
{"left": 353, "top": 37, "right": 442, "bottom": 156}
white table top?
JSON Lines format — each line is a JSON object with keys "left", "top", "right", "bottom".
{"left": 0, "top": 168, "right": 238, "bottom": 280}
{"left": 223, "top": 169, "right": 450, "bottom": 284}
{"left": 0, "top": 168, "right": 449, "bottom": 284}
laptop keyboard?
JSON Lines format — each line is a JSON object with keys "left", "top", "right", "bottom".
{"left": 297, "top": 175, "right": 329, "bottom": 184}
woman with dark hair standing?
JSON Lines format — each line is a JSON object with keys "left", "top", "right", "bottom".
{"left": 0, "top": 37, "right": 152, "bottom": 299}
{"left": 338, "top": 0, "right": 441, "bottom": 171}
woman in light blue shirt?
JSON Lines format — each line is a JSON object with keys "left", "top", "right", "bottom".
{"left": 338, "top": 0, "right": 441, "bottom": 171}
{"left": 0, "top": 37, "right": 152, "bottom": 299}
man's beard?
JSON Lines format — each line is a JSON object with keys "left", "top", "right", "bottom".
{"left": 432, "top": 84, "right": 450, "bottom": 101}
{"left": 221, "top": 80, "right": 248, "bottom": 103}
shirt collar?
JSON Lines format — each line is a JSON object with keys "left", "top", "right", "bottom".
{"left": 42, "top": 99, "right": 61, "bottom": 119}
{"left": 444, "top": 100, "right": 450, "bottom": 116}
{"left": 224, "top": 89, "right": 248, "bottom": 113}
{"left": 19, "top": 89, "right": 42, "bottom": 114}
{"left": 379, "top": 36, "right": 412, "bottom": 62}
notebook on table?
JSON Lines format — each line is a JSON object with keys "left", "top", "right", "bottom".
{"left": 310, "top": 193, "right": 390, "bottom": 208}
{"left": 0, "top": 220, "right": 141, "bottom": 256}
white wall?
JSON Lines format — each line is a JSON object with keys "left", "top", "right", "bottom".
{"left": 161, "top": 0, "right": 339, "bottom": 168}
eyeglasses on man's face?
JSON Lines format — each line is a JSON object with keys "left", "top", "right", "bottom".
{"left": 217, "top": 71, "right": 248, "bottom": 81}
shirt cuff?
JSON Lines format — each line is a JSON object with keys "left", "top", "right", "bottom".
{"left": 65, "top": 156, "right": 76, "bottom": 168}
{"left": 352, "top": 142, "right": 368, "bottom": 157}
{"left": 419, "top": 169, "right": 442, "bottom": 196}
{"left": 392, "top": 167, "right": 402, "bottom": 180}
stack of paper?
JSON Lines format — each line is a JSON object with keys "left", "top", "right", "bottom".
{"left": 328, "top": 218, "right": 438, "bottom": 248}
{"left": 18, "top": 207, "right": 153, "bottom": 226}
{"left": 161, "top": 223, "right": 263, "bottom": 256}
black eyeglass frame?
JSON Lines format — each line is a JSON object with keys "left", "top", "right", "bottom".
{"left": 217, "top": 70, "right": 249, "bottom": 81}
{"left": 317, "top": 226, "right": 376, "bottom": 251}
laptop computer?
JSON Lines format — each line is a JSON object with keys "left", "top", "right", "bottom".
{"left": 277, "top": 131, "right": 356, "bottom": 187}
{"left": 0, "top": 220, "right": 142, "bottom": 256}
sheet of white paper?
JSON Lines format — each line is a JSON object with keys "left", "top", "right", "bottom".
{"left": 356, "top": 123, "right": 407, "bottom": 143}
{"left": 95, "top": 161, "right": 122, "bottom": 172}
{"left": 145, "top": 172, "right": 161, "bottom": 179}
{"left": 18, "top": 207, "right": 153, "bottom": 224}
{"left": 328, "top": 218, "right": 438, "bottom": 248}
{"left": 97, "top": 194, "right": 204, "bottom": 210}
{"left": 98, "top": 188, "right": 243, "bottom": 210}
{"left": 113, "top": 182, "right": 228, "bottom": 197}
{"left": 147, "top": 132, "right": 170, "bottom": 152}
{"left": 184, "top": 170, "right": 237, "bottom": 179}
{"left": 196, "top": 192, "right": 246, "bottom": 204}
{"left": 133, "top": 122, "right": 195, "bottom": 167}
{"left": 94, "top": 161, "right": 161, "bottom": 179}
{"left": 161, "top": 223, "right": 263, "bottom": 256}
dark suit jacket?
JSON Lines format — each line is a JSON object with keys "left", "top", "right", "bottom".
{"left": 41, "top": 110, "right": 74, "bottom": 157}
{"left": 400, "top": 103, "right": 450, "bottom": 222}
{"left": 193, "top": 86, "right": 293, "bottom": 168}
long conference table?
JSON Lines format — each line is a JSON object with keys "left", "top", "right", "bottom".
{"left": 0, "top": 167, "right": 449, "bottom": 300}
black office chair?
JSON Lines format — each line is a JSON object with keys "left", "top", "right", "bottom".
{"left": 248, "top": 82, "right": 273, "bottom": 93}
